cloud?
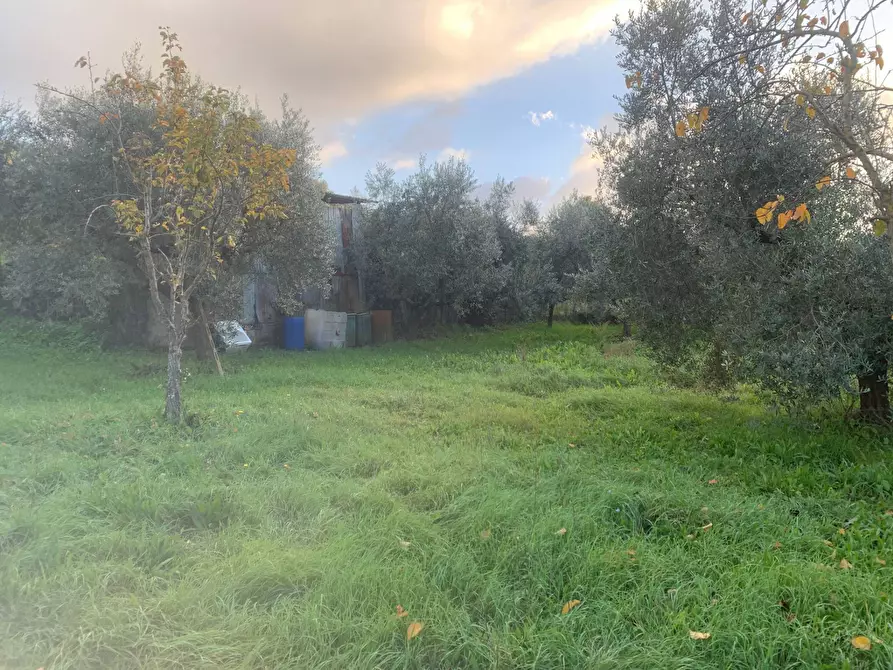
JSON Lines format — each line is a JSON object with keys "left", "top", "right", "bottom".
{"left": 554, "top": 127, "right": 603, "bottom": 201}
{"left": 438, "top": 147, "right": 471, "bottom": 162}
{"left": 392, "top": 157, "right": 419, "bottom": 171}
{"left": 528, "top": 110, "right": 556, "bottom": 126}
{"left": 395, "top": 101, "right": 463, "bottom": 156}
{"left": 319, "top": 140, "right": 348, "bottom": 166}
{"left": 0, "top": 0, "right": 632, "bottom": 136}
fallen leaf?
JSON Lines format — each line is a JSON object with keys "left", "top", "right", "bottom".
{"left": 561, "top": 599, "right": 582, "bottom": 614}
{"left": 243, "top": 463, "right": 249, "bottom": 468}
{"left": 701, "top": 506, "right": 709, "bottom": 513}
{"left": 686, "top": 533, "right": 696, "bottom": 540}
{"left": 396, "top": 605, "right": 408, "bottom": 618}
{"left": 708, "top": 479, "right": 718, "bottom": 485}
{"left": 851, "top": 635, "right": 871, "bottom": 650}
{"left": 840, "top": 558, "right": 854, "bottom": 570}
{"left": 823, "top": 539, "right": 834, "bottom": 547}
{"left": 689, "top": 630, "right": 711, "bottom": 640}
{"left": 838, "top": 528, "right": 846, "bottom": 535}
{"left": 773, "top": 541, "right": 782, "bottom": 550}
{"left": 399, "top": 539, "right": 411, "bottom": 548}
{"left": 877, "top": 557, "right": 887, "bottom": 566}
{"left": 568, "top": 443, "right": 576, "bottom": 448}
{"left": 885, "top": 510, "right": 893, "bottom": 516}
{"left": 778, "top": 599, "right": 790, "bottom": 611}
{"left": 283, "top": 463, "right": 290, "bottom": 469}
{"left": 480, "top": 529, "right": 491, "bottom": 540}
{"left": 556, "top": 528, "right": 567, "bottom": 536}
{"left": 406, "top": 621, "right": 424, "bottom": 640}
{"left": 786, "top": 612, "right": 797, "bottom": 622}
{"left": 627, "top": 548, "right": 637, "bottom": 557}
{"left": 702, "top": 523, "right": 713, "bottom": 531}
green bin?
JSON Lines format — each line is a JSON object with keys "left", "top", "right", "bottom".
{"left": 357, "top": 311, "right": 372, "bottom": 347}
{"left": 346, "top": 313, "right": 357, "bottom": 347}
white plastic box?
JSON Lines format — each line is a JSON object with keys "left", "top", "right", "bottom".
{"left": 304, "top": 309, "right": 347, "bottom": 350}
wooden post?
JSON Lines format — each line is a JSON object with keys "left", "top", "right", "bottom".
{"left": 198, "top": 302, "right": 224, "bottom": 377}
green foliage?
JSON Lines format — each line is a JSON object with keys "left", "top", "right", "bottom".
{"left": 358, "top": 157, "right": 507, "bottom": 327}
{"left": 600, "top": 0, "right": 893, "bottom": 410}
{"left": 2, "top": 325, "right": 893, "bottom": 668}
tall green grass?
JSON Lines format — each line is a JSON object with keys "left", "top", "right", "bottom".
{"left": 0, "top": 322, "right": 891, "bottom": 668}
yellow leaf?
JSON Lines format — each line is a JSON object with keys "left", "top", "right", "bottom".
{"left": 846, "top": 166, "right": 856, "bottom": 179}
{"left": 793, "top": 203, "right": 811, "bottom": 223}
{"left": 851, "top": 635, "right": 872, "bottom": 650}
{"left": 806, "top": 106, "right": 816, "bottom": 119}
{"left": 873, "top": 220, "right": 887, "bottom": 236}
{"left": 675, "top": 120, "right": 687, "bottom": 137}
{"left": 795, "top": 94, "right": 805, "bottom": 106}
{"left": 878, "top": 56, "right": 885, "bottom": 69}
{"left": 688, "top": 112, "right": 700, "bottom": 130}
{"left": 738, "top": 54, "right": 747, "bottom": 65}
{"left": 699, "top": 106, "right": 710, "bottom": 123}
{"left": 689, "top": 630, "right": 711, "bottom": 640}
{"left": 777, "top": 210, "right": 793, "bottom": 229}
{"left": 838, "top": 527, "right": 847, "bottom": 535}
{"left": 840, "top": 20, "right": 850, "bottom": 38}
{"left": 823, "top": 539, "right": 834, "bottom": 547}
{"left": 777, "top": 194, "right": 785, "bottom": 203}
{"left": 701, "top": 522, "right": 713, "bottom": 531}
{"left": 756, "top": 207, "right": 772, "bottom": 225}
{"left": 396, "top": 605, "right": 408, "bottom": 618}
{"left": 561, "top": 599, "right": 582, "bottom": 614}
{"left": 840, "top": 558, "right": 854, "bottom": 569}
{"left": 406, "top": 621, "right": 424, "bottom": 640}
{"left": 816, "top": 175, "right": 831, "bottom": 190}
{"left": 756, "top": 64, "right": 766, "bottom": 74}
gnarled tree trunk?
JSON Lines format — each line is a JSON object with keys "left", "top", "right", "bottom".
{"left": 858, "top": 359, "right": 890, "bottom": 423}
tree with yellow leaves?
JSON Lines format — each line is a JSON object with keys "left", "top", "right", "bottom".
{"left": 82, "top": 29, "right": 295, "bottom": 422}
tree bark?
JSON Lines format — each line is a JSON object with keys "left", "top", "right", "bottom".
{"left": 547, "top": 303, "right": 555, "bottom": 328}
{"left": 858, "top": 359, "right": 890, "bottom": 423}
{"left": 622, "top": 320, "right": 632, "bottom": 338}
{"left": 165, "top": 297, "right": 187, "bottom": 423}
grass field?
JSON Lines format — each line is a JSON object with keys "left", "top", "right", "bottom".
{"left": 2, "top": 322, "right": 893, "bottom": 669}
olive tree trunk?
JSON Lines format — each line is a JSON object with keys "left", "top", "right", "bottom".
{"left": 858, "top": 359, "right": 890, "bottom": 423}
{"left": 547, "top": 303, "right": 555, "bottom": 328}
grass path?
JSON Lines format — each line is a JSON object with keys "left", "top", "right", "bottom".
{"left": 1, "top": 323, "right": 892, "bottom": 668}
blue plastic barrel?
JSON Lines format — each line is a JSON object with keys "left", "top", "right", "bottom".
{"left": 283, "top": 316, "right": 305, "bottom": 350}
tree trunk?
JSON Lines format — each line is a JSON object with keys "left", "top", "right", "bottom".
{"left": 622, "top": 320, "right": 631, "bottom": 338}
{"left": 165, "top": 298, "right": 187, "bottom": 423}
{"left": 547, "top": 303, "right": 555, "bottom": 328}
{"left": 858, "top": 359, "right": 890, "bottom": 423}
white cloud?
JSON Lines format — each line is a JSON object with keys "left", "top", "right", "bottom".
{"left": 528, "top": 110, "right": 556, "bottom": 126}
{"left": 392, "top": 157, "right": 419, "bottom": 171}
{"left": 0, "top": 0, "right": 633, "bottom": 136}
{"left": 438, "top": 147, "right": 471, "bottom": 162}
{"left": 440, "top": 2, "right": 484, "bottom": 40}
{"left": 319, "top": 140, "right": 348, "bottom": 166}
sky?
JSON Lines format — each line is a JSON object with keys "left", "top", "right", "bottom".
{"left": 1, "top": 0, "right": 635, "bottom": 206}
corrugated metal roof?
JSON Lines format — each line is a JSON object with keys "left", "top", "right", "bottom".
{"left": 323, "top": 192, "right": 371, "bottom": 205}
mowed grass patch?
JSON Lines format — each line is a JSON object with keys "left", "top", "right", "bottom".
{"left": 0, "top": 322, "right": 892, "bottom": 668}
